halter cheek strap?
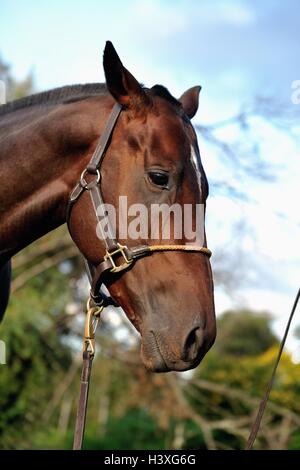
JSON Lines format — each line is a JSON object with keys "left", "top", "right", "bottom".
{"left": 66, "top": 102, "right": 212, "bottom": 308}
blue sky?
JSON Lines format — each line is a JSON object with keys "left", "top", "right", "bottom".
{"left": 1, "top": 0, "right": 300, "bottom": 353}
{"left": 1, "top": 0, "right": 299, "bottom": 120}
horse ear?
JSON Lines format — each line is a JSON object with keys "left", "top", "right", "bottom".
{"left": 103, "top": 41, "right": 148, "bottom": 109}
{"left": 178, "top": 86, "right": 201, "bottom": 119}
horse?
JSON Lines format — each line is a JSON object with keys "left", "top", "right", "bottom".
{"left": 0, "top": 41, "right": 216, "bottom": 373}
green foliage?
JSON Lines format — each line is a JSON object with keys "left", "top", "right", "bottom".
{"left": 188, "top": 314, "right": 300, "bottom": 449}
{"left": 289, "top": 431, "right": 300, "bottom": 450}
{"left": 181, "top": 421, "right": 205, "bottom": 450}
{"left": 83, "top": 409, "right": 166, "bottom": 450}
{"left": 215, "top": 309, "right": 278, "bottom": 357}
{"left": 0, "top": 258, "right": 73, "bottom": 449}
{"left": 195, "top": 346, "right": 300, "bottom": 411}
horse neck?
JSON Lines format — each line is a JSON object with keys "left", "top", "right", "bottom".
{"left": 0, "top": 95, "right": 111, "bottom": 262}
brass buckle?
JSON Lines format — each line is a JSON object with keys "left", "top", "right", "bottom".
{"left": 104, "top": 243, "right": 133, "bottom": 273}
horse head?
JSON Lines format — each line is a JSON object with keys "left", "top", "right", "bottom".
{"left": 68, "top": 42, "right": 216, "bottom": 372}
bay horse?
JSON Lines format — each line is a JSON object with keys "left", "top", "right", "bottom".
{"left": 0, "top": 42, "right": 215, "bottom": 372}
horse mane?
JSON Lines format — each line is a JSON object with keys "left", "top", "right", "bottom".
{"left": 0, "top": 83, "right": 107, "bottom": 116}
{"left": 0, "top": 82, "right": 181, "bottom": 116}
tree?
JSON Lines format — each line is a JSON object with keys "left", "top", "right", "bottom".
{"left": 0, "top": 56, "right": 33, "bottom": 101}
{"left": 215, "top": 309, "right": 278, "bottom": 357}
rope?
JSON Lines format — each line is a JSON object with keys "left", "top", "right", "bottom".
{"left": 148, "top": 245, "right": 212, "bottom": 257}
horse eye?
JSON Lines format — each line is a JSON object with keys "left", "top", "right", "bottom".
{"left": 148, "top": 171, "right": 169, "bottom": 188}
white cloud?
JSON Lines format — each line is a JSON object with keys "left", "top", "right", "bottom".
{"left": 131, "top": 0, "right": 188, "bottom": 38}
{"left": 217, "top": 1, "right": 256, "bottom": 26}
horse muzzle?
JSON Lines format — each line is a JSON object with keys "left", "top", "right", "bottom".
{"left": 140, "top": 323, "right": 212, "bottom": 372}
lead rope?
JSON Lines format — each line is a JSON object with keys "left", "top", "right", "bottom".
{"left": 73, "top": 299, "right": 103, "bottom": 450}
{"left": 246, "top": 287, "right": 300, "bottom": 449}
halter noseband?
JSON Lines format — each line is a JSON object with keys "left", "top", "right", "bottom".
{"left": 66, "top": 102, "right": 212, "bottom": 307}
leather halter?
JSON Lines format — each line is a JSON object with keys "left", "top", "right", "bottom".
{"left": 67, "top": 102, "right": 212, "bottom": 308}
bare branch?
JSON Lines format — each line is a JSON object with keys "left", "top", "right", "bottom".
{"left": 11, "top": 245, "right": 79, "bottom": 293}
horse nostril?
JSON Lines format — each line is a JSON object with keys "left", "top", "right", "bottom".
{"left": 183, "top": 327, "right": 204, "bottom": 361}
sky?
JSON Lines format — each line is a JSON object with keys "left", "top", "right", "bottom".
{"left": 1, "top": 0, "right": 300, "bottom": 354}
